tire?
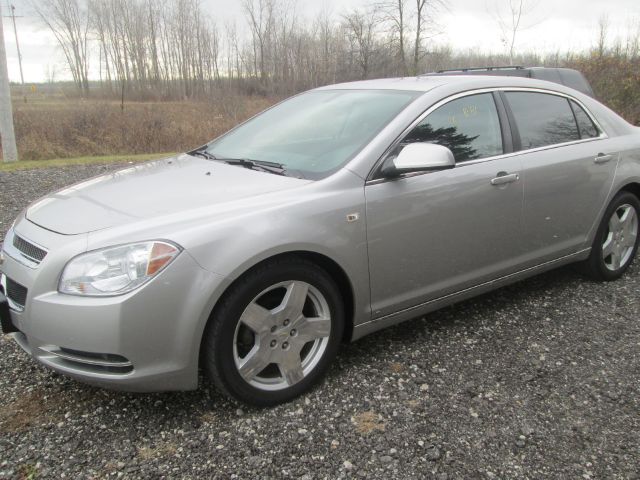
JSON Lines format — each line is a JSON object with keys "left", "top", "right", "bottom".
{"left": 202, "top": 257, "right": 344, "bottom": 406}
{"left": 580, "top": 191, "right": 640, "bottom": 281}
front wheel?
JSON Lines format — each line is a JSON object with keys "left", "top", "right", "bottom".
{"left": 580, "top": 191, "right": 640, "bottom": 281}
{"left": 203, "top": 258, "right": 344, "bottom": 406}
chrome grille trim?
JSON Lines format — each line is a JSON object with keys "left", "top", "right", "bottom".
{"left": 2, "top": 229, "right": 48, "bottom": 269}
{"left": 13, "top": 234, "right": 48, "bottom": 263}
{"left": 40, "top": 346, "right": 133, "bottom": 368}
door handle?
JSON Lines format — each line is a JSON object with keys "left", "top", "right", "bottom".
{"left": 490, "top": 172, "right": 519, "bottom": 186}
{"left": 594, "top": 153, "right": 614, "bottom": 164}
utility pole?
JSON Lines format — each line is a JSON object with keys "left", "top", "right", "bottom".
{"left": 0, "top": 4, "right": 18, "bottom": 162}
{"left": 9, "top": 4, "right": 23, "bottom": 84}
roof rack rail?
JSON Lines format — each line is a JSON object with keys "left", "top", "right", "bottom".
{"left": 429, "top": 66, "right": 525, "bottom": 75}
{"left": 420, "top": 66, "right": 595, "bottom": 97}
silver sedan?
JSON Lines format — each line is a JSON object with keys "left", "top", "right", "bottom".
{"left": 1, "top": 74, "right": 639, "bottom": 405}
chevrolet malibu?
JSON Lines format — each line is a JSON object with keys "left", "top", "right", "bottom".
{"left": 1, "top": 74, "right": 639, "bottom": 406}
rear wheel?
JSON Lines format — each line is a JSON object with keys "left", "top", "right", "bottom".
{"left": 203, "top": 258, "right": 344, "bottom": 406}
{"left": 580, "top": 192, "right": 639, "bottom": 281}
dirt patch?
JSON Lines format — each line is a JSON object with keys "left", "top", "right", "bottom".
{"left": 389, "top": 362, "right": 406, "bottom": 373}
{"left": 0, "top": 390, "right": 64, "bottom": 432}
{"left": 352, "top": 411, "right": 386, "bottom": 435}
{"left": 138, "top": 442, "right": 178, "bottom": 461}
{"left": 17, "top": 463, "right": 39, "bottom": 480}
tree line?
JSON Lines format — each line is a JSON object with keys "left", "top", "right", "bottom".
{"left": 28, "top": 0, "right": 459, "bottom": 98}
{"left": 29, "top": 0, "right": 640, "bottom": 121}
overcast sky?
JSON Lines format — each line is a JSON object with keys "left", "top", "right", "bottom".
{"left": 2, "top": 0, "right": 639, "bottom": 82}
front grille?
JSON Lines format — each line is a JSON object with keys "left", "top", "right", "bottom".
{"left": 6, "top": 278, "right": 28, "bottom": 308}
{"left": 13, "top": 234, "right": 47, "bottom": 263}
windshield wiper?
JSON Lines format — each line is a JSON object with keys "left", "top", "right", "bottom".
{"left": 220, "top": 158, "right": 288, "bottom": 176}
{"left": 188, "top": 147, "right": 292, "bottom": 177}
{"left": 189, "top": 147, "right": 217, "bottom": 160}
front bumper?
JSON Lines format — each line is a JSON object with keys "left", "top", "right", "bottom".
{"left": 1, "top": 220, "right": 225, "bottom": 392}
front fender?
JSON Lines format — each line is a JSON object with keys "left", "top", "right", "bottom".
{"left": 184, "top": 190, "right": 372, "bottom": 333}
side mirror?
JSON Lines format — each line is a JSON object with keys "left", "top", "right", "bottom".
{"left": 381, "top": 143, "right": 455, "bottom": 177}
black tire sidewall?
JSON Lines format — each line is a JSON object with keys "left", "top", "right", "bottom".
{"left": 205, "top": 259, "right": 344, "bottom": 406}
{"left": 590, "top": 192, "right": 640, "bottom": 281}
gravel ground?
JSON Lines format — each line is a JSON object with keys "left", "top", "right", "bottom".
{"left": 1, "top": 164, "right": 639, "bottom": 479}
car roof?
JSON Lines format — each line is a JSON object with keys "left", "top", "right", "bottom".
{"left": 317, "top": 75, "right": 586, "bottom": 97}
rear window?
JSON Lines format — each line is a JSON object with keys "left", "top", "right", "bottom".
{"left": 505, "top": 92, "right": 580, "bottom": 150}
{"left": 570, "top": 100, "right": 600, "bottom": 139}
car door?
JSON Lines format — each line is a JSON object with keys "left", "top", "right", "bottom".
{"left": 502, "top": 91, "right": 619, "bottom": 264}
{"left": 365, "top": 92, "right": 525, "bottom": 319}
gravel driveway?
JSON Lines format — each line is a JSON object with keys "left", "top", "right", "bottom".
{"left": 1, "top": 163, "right": 639, "bottom": 479}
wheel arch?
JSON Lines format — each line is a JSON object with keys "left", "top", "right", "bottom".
{"left": 199, "top": 249, "right": 357, "bottom": 368}
{"left": 286, "top": 251, "right": 356, "bottom": 343}
{"left": 587, "top": 180, "right": 640, "bottom": 247}
{"left": 618, "top": 181, "right": 640, "bottom": 200}
{"left": 580, "top": 180, "right": 640, "bottom": 281}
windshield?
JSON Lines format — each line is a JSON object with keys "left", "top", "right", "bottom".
{"left": 205, "top": 89, "right": 422, "bottom": 179}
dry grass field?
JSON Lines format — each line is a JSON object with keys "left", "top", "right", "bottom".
{"left": 2, "top": 53, "right": 638, "bottom": 164}
{"left": 6, "top": 88, "right": 277, "bottom": 161}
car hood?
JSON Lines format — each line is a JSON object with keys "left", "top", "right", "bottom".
{"left": 26, "top": 154, "right": 312, "bottom": 235}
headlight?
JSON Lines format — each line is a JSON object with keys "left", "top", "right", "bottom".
{"left": 59, "top": 241, "right": 181, "bottom": 296}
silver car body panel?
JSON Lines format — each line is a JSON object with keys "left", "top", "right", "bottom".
{"left": 365, "top": 154, "right": 525, "bottom": 318}
{"left": 26, "top": 155, "right": 314, "bottom": 235}
{"left": 2, "top": 74, "right": 640, "bottom": 390}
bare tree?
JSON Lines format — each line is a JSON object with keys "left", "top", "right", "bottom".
{"left": 342, "top": 8, "right": 380, "bottom": 79}
{"left": 44, "top": 63, "right": 58, "bottom": 84}
{"left": 32, "top": 0, "right": 91, "bottom": 95}
{"left": 413, "top": 0, "right": 443, "bottom": 74}
{"left": 623, "top": 17, "right": 640, "bottom": 59}
{"left": 596, "top": 14, "right": 609, "bottom": 57}
{"left": 31, "top": 0, "right": 447, "bottom": 99}
{"left": 243, "top": 0, "right": 276, "bottom": 85}
{"left": 378, "top": 0, "right": 408, "bottom": 75}
{"left": 224, "top": 21, "right": 241, "bottom": 86}
{"left": 493, "top": 0, "right": 540, "bottom": 64}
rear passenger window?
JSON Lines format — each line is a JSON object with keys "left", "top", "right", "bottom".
{"left": 570, "top": 100, "right": 600, "bottom": 139}
{"left": 400, "top": 93, "right": 503, "bottom": 162}
{"left": 505, "top": 92, "right": 580, "bottom": 149}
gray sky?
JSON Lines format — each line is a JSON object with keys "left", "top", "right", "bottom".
{"left": 2, "top": 0, "right": 639, "bottom": 82}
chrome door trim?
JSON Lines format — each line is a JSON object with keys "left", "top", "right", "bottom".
{"left": 365, "top": 86, "right": 608, "bottom": 185}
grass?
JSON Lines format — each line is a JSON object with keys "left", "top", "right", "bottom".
{"left": 5, "top": 93, "right": 275, "bottom": 162}
{"left": 0, "top": 152, "right": 175, "bottom": 172}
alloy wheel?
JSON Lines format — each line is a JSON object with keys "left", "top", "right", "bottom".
{"left": 232, "top": 280, "right": 331, "bottom": 391}
{"left": 602, "top": 203, "right": 638, "bottom": 271}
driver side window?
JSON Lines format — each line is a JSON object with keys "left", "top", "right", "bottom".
{"left": 397, "top": 93, "right": 504, "bottom": 163}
